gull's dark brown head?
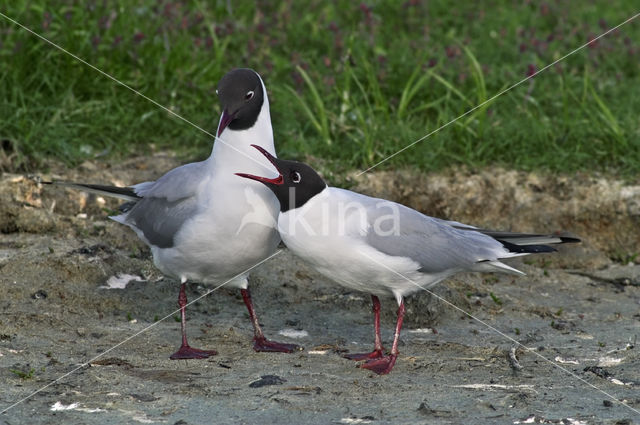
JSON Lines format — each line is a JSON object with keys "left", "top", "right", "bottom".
{"left": 236, "top": 145, "right": 327, "bottom": 212}
{"left": 216, "top": 68, "right": 265, "bottom": 137}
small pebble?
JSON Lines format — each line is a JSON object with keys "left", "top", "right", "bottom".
{"left": 31, "top": 290, "right": 47, "bottom": 300}
{"left": 249, "top": 375, "right": 286, "bottom": 388}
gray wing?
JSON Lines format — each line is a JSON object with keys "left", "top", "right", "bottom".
{"left": 50, "top": 161, "right": 208, "bottom": 249}
{"left": 116, "top": 161, "right": 209, "bottom": 248}
{"left": 132, "top": 160, "right": 208, "bottom": 201}
{"left": 121, "top": 195, "right": 199, "bottom": 248}
{"left": 364, "top": 201, "right": 508, "bottom": 273}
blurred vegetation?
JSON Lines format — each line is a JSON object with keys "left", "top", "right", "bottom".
{"left": 0, "top": 1, "right": 639, "bottom": 175}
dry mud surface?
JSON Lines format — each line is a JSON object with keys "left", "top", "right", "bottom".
{"left": 1, "top": 155, "right": 639, "bottom": 425}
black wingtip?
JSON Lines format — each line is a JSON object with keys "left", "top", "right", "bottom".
{"left": 554, "top": 232, "right": 581, "bottom": 244}
{"left": 46, "top": 181, "right": 141, "bottom": 200}
{"left": 498, "top": 239, "right": 557, "bottom": 254}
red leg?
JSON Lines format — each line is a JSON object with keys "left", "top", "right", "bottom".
{"left": 360, "top": 300, "right": 405, "bottom": 375}
{"left": 241, "top": 288, "right": 301, "bottom": 353}
{"left": 344, "top": 295, "right": 385, "bottom": 360}
{"left": 169, "top": 282, "right": 218, "bottom": 360}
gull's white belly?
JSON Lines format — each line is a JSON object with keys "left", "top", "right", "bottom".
{"left": 153, "top": 179, "right": 280, "bottom": 286}
{"left": 277, "top": 192, "right": 448, "bottom": 301}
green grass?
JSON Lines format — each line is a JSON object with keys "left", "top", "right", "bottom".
{"left": 1, "top": 1, "right": 639, "bottom": 175}
{"left": 10, "top": 367, "right": 35, "bottom": 380}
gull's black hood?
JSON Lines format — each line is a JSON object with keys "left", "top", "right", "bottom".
{"left": 236, "top": 145, "right": 327, "bottom": 212}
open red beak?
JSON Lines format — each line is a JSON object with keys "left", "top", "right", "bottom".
{"left": 235, "top": 144, "right": 284, "bottom": 185}
{"left": 217, "top": 109, "right": 236, "bottom": 137}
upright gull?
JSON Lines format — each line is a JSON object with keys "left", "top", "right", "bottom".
{"left": 50, "top": 69, "right": 300, "bottom": 359}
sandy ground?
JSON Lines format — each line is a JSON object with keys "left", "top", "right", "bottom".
{"left": 1, "top": 155, "right": 639, "bottom": 425}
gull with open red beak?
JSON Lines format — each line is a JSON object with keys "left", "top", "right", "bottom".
{"left": 237, "top": 145, "right": 580, "bottom": 375}
{"left": 48, "top": 69, "right": 301, "bottom": 360}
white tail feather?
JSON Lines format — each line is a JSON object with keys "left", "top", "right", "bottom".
{"left": 486, "top": 260, "right": 526, "bottom": 275}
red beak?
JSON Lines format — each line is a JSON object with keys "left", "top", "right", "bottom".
{"left": 235, "top": 144, "right": 284, "bottom": 185}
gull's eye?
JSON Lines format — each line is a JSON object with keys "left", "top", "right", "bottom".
{"left": 290, "top": 171, "right": 301, "bottom": 183}
{"left": 245, "top": 90, "right": 254, "bottom": 101}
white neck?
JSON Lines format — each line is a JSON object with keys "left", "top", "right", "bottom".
{"left": 209, "top": 78, "right": 276, "bottom": 176}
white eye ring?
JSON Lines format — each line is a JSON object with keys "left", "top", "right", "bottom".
{"left": 245, "top": 90, "right": 254, "bottom": 100}
{"left": 291, "top": 171, "right": 301, "bottom": 183}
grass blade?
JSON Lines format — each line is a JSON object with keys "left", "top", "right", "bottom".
{"left": 293, "top": 65, "right": 330, "bottom": 145}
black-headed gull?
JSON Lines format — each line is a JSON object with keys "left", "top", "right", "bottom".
{"left": 50, "top": 69, "right": 300, "bottom": 359}
{"left": 237, "top": 145, "right": 580, "bottom": 374}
